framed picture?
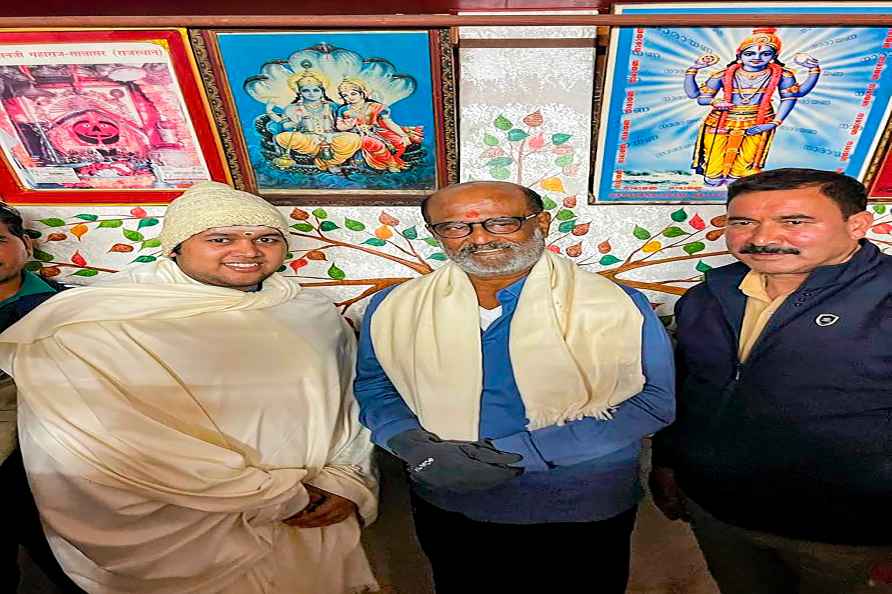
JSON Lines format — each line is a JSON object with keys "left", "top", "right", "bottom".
{"left": 0, "top": 29, "right": 229, "bottom": 205}
{"left": 193, "top": 29, "right": 457, "bottom": 205}
{"left": 592, "top": 2, "right": 892, "bottom": 203}
{"left": 869, "top": 133, "right": 892, "bottom": 198}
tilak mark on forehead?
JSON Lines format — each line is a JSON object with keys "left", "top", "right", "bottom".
{"left": 464, "top": 209, "right": 480, "bottom": 219}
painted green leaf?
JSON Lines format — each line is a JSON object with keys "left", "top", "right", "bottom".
{"left": 555, "top": 154, "right": 574, "bottom": 167}
{"left": 363, "top": 238, "right": 387, "bottom": 246}
{"left": 551, "top": 133, "right": 572, "bottom": 145}
{"left": 33, "top": 249, "right": 53, "bottom": 262}
{"left": 291, "top": 222, "right": 314, "bottom": 232}
{"left": 556, "top": 209, "right": 576, "bottom": 221}
{"left": 684, "top": 241, "right": 707, "bottom": 255}
{"left": 24, "top": 229, "right": 42, "bottom": 239}
{"left": 542, "top": 196, "right": 558, "bottom": 210}
{"left": 312, "top": 208, "right": 328, "bottom": 220}
{"left": 123, "top": 229, "right": 144, "bottom": 242}
{"left": 670, "top": 208, "right": 688, "bottom": 222}
{"left": 131, "top": 255, "right": 157, "bottom": 264}
{"left": 486, "top": 157, "right": 514, "bottom": 168}
{"left": 24, "top": 261, "right": 42, "bottom": 272}
{"left": 137, "top": 217, "right": 159, "bottom": 229}
{"left": 75, "top": 214, "right": 99, "bottom": 222}
{"left": 507, "top": 128, "right": 529, "bottom": 142}
{"left": 599, "top": 255, "right": 621, "bottom": 266}
{"left": 39, "top": 218, "right": 65, "bottom": 227}
{"left": 72, "top": 269, "right": 99, "bottom": 277}
{"left": 428, "top": 252, "right": 448, "bottom": 261}
{"left": 402, "top": 226, "right": 418, "bottom": 240}
{"left": 633, "top": 225, "right": 652, "bottom": 240}
{"left": 141, "top": 238, "right": 161, "bottom": 250}
{"left": 490, "top": 167, "right": 511, "bottom": 180}
{"left": 344, "top": 218, "right": 365, "bottom": 232}
{"left": 663, "top": 226, "right": 687, "bottom": 238}
{"left": 319, "top": 221, "right": 339, "bottom": 232}
{"left": 277, "top": 265, "right": 287, "bottom": 272}
{"left": 327, "top": 263, "right": 346, "bottom": 280}
{"left": 483, "top": 133, "right": 500, "bottom": 146}
{"left": 558, "top": 220, "right": 577, "bottom": 233}
{"left": 99, "top": 219, "right": 123, "bottom": 228}
{"left": 494, "top": 115, "right": 513, "bottom": 131}
{"left": 873, "top": 204, "right": 887, "bottom": 214}
{"left": 695, "top": 260, "right": 713, "bottom": 273}
{"left": 423, "top": 237, "right": 441, "bottom": 247}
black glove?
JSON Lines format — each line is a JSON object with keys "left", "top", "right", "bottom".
{"left": 387, "top": 428, "right": 524, "bottom": 491}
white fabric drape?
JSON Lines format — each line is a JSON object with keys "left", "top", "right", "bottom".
{"left": 0, "top": 258, "right": 378, "bottom": 594}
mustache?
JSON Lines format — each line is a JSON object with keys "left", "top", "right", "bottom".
{"left": 456, "top": 241, "right": 517, "bottom": 256}
{"left": 739, "top": 244, "right": 801, "bottom": 255}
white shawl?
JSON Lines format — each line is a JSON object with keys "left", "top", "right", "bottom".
{"left": 0, "top": 258, "right": 377, "bottom": 594}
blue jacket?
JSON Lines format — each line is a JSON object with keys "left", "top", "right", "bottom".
{"left": 355, "top": 276, "right": 675, "bottom": 524}
{"left": 653, "top": 241, "right": 892, "bottom": 544}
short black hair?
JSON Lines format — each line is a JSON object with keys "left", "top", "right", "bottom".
{"left": 420, "top": 182, "right": 545, "bottom": 223}
{"left": 0, "top": 202, "right": 28, "bottom": 242}
{"left": 727, "top": 168, "right": 867, "bottom": 219}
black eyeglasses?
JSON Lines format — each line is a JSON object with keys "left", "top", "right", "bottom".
{"left": 428, "top": 213, "right": 540, "bottom": 239}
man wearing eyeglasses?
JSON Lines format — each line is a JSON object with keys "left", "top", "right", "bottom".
{"left": 354, "top": 180, "right": 675, "bottom": 593}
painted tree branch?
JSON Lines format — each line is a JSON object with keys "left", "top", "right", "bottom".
{"left": 290, "top": 231, "right": 433, "bottom": 275}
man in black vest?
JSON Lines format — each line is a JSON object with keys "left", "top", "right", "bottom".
{"left": 650, "top": 168, "right": 892, "bottom": 594}
{"left": 0, "top": 203, "right": 82, "bottom": 593}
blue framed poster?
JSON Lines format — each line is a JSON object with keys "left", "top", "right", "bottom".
{"left": 593, "top": 2, "right": 892, "bottom": 202}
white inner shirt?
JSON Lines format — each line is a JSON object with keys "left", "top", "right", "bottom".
{"left": 478, "top": 306, "right": 503, "bottom": 331}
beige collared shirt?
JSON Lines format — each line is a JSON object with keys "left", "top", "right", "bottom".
{"left": 737, "top": 270, "right": 794, "bottom": 362}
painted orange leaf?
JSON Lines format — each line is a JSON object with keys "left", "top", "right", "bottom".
{"left": 563, "top": 195, "right": 577, "bottom": 208}
{"left": 40, "top": 266, "right": 60, "bottom": 278}
{"left": 305, "top": 249, "right": 327, "bottom": 261}
{"left": 130, "top": 207, "right": 147, "bottom": 218}
{"left": 522, "top": 110, "right": 544, "bottom": 127}
{"left": 571, "top": 222, "right": 590, "bottom": 236}
{"left": 46, "top": 233, "right": 67, "bottom": 241}
{"left": 290, "top": 208, "right": 310, "bottom": 220}
{"left": 690, "top": 214, "right": 706, "bottom": 231}
{"left": 289, "top": 258, "right": 308, "bottom": 271}
{"left": 71, "top": 251, "right": 87, "bottom": 267}
{"left": 642, "top": 240, "right": 662, "bottom": 254}
{"left": 566, "top": 242, "right": 583, "bottom": 257}
{"left": 710, "top": 214, "right": 728, "bottom": 227}
{"left": 109, "top": 243, "right": 134, "bottom": 253}
{"left": 552, "top": 145, "right": 573, "bottom": 155}
{"left": 528, "top": 132, "right": 545, "bottom": 151}
{"left": 540, "top": 177, "right": 565, "bottom": 193}
{"left": 379, "top": 212, "right": 400, "bottom": 227}
{"left": 70, "top": 223, "right": 88, "bottom": 240}
{"left": 374, "top": 225, "right": 394, "bottom": 240}
{"left": 706, "top": 229, "right": 726, "bottom": 241}
{"left": 563, "top": 164, "right": 580, "bottom": 176}
{"left": 481, "top": 147, "right": 506, "bottom": 159}
{"left": 598, "top": 239, "right": 612, "bottom": 254}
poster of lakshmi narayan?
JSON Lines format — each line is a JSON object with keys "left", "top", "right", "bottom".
{"left": 593, "top": 3, "right": 892, "bottom": 203}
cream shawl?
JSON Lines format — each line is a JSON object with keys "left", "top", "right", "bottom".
{"left": 0, "top": 258, "right": 377, "bottom": 594}
{"left": 371, "top": 251, "right": 645, "bottom": 441}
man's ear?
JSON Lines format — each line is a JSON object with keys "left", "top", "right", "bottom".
{"left": 847, "top": 210, "right": 873, "bottom": 240}
{"left": 21, "top": 234, "right": 33, "bottom": 257}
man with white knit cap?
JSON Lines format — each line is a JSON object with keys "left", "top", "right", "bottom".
{"left": 0, "top": 181, "right": 379, "bottom": 594}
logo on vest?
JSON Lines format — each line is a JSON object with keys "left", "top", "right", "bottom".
{"left": 814, "top": 313, "right": 840, "bottom": 327}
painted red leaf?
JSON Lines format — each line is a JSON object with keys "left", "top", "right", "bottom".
{"left": 872, "top": 222, "right": 892, "bottom": 234}
{"left": 571, "top": 222, "right": 591, "bottom": 236}
{"left": 130, "top": 207, "right": 147, "bottom": 219}
{"left": 71, "top": 251, "right": 87, "bottom": 267}
{"left": 547, "top": 245, "right": 561, "bottom": 254}
{"left": 527, "top": 132, "right": 545, "bottom": 151}
{"left": 690, "top": 214, "right": 706, "bottom": 231}
{"left": 289, "top": 258, "right": 308, "bottom": 271}
{"left": 566, "top": 242, "right": 583, "bottom": 257}
{"left": 598, "top": 239, "right": 612, "bottom": 254}
{"left": 563, "top": 195, "right": 577, "bottom": 208}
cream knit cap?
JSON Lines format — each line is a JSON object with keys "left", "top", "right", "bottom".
{"left": 159, "top": 182, "right": 290, "bottom": 255}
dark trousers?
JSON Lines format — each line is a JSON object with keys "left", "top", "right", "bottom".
{"left": 410, "top": 492, "right": 637, "bottom": 594}
{"left": 1, "top": 447, "right": 85, "bottom": 594}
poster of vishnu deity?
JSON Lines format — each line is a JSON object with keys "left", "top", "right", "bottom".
{"left": 0, "top": 29, "right": 227, "bottom": 204}
{"left": 593, "top": 3, "right": 892, "bottom": 203}
{"left": 201, "top": 30, "right": 452, "bottom": 202}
